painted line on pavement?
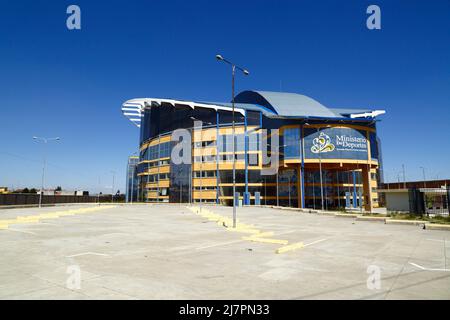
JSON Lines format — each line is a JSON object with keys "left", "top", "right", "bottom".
{"left": 66, "top": 252, "right": 110, "bottom": 258}
{"left": 409, "top": 262, "right": 450, "bottom": 272}
{"left": 303, "top": 238, "right": 329, "bottom": 247}
{"left": 6, "top": 228, "right": 37, "bottom": 235}
{"left": 196, "top": 239, "right": 246, "bottom": 250}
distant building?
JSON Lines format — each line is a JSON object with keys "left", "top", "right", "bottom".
{"left": 380, "top": 179, "right": 449, "bottom": 190}
{"left": 379, "top": 180, "right": 449, "bottom": 215}
{"left": 39, "top": 189, "right": 89, "bottom": 196}
{"left": 126, "top": 156, "right": 139, "bottom": 202}
{"left": 0, "top": 187, "right": 9, "bottom": 194}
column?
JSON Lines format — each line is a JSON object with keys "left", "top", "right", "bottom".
{"left": 362, "top": 165, "right": 373, "bottom": 212}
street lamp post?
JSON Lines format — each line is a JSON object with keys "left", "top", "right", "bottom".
{"left": 304, "top": 123, "right": 326, "bottom": 211}
{"left": 402, "top": 164, "right": 406, "bottom": 189}
{"left": 317, "top": 127, "right": 324, "bottom": 211}
{"left": 111, "top": 171, "right": 116, "bottom": 203}
{"left": 420, "top": 166, "right": 427, "bottom": 188}
{"left": 288, "top": 175, "right": 291, "bottom": 207}
{"left": 130, "top": 164, "right": 135, "bottom": 204}
{"left": 33, "top": 136, "right": 60, "bottom": 208}
{"left": 216, "top": 54, "right": 249, "bottom": 228}
{"left": 97, "top": 176, "right": 101, "bottom": 204}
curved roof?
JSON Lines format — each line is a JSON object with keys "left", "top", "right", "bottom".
{"left": 234, "top": 90, "right": 339, "bottom": 118}
{"left": 121, "top": 91, "right": 385, "bottom": 127}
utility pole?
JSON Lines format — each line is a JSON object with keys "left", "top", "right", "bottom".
{"left": 402, "top": 164, "right": 406, "bottom": 189}
{"left": 111, "top": 171, "right": 116, "bottom": 203}
{"left": 33, "top": 136, "right": 60, "bottom": 208}
{"left": 420, "top": 166, "right": 426, "bottom": 188}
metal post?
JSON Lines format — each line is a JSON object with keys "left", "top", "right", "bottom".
{"left": 33, "top": 137, "right": 59, "bottom": 208}
{"left": 111, "top": 171, "right": 115, "bottom": 203}
{"left": 317, "top": 128, "right": 324, "bottom": 210}
{"left": 276, "top": 172, "right": 279, "bottom": 206}
{"left": 312, "top": 172, "right": 316, "bottom": 209}
{"left": 216, "top": 54, "right": 248, "bottom": 228}
{"left": 288, "top": 175, "right": 291, "bottom": 207}
{"left": 189, "top": 127, "right": 192, "bottom": 205}
{"left": 130, "top": 164, "right": 134, "bottom": 204}
{"left": 264, "top": 177, "right": 267, "bottom": 205}
{"left": 231, "top": 65, "right": 236, "bottom": 227}
{"left": 402, "top": 164, "right": 406, "bottom": 189}
{"left": 189, "top": 166, "right": 192, "bottom": 204}
{"left": 97, "top": 176, "right": 101, "bottom": 205}
{"left": 137, "top": 175, "right": 140, "bottom": 203}
{"left": 39, "top": 152, "right": 46, "bottom": 208}
{"left": 336, "top": 171, "right": 341, "bottom": 208}
{"left": 420, "top": 166, "right": 426, "bottom": 188}
{"left": 200, "top": 146, "right": 203, "bottom": 211}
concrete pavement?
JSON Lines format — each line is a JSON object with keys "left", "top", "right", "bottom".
{"left": 0, "top": 204, "right": 449, "bottom": 299}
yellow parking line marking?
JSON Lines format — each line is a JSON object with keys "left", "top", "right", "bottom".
{"left": 0, "top": 206, "right": 114, "bottom": 231}
{"left": 248, "top": 231, "right": 274, "bottom": 238}
{"left": 187, "top": 206, "right": 301, "bottom": 251}
{"left": 13, "top": 219, "right": 40, "bottom": 225}
{"left": 38, "top": 214, "right": 60, "bottom": 219}
{"left": 276, "top": 242, "right": 304, "bottom": 254}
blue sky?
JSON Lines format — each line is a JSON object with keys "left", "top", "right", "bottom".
{"left": 0, "top": 0, "right": 449, "bottom": 192}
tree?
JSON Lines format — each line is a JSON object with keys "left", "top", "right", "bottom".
{"left": 55, "top": 186, "right": 62, "bottom": 191}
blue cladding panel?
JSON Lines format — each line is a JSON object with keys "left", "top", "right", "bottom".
{"left": 304, "top": 127, "right": 368, "bottom": 160}
{"left": 369, "top": 132, "right": 379, "bottom": 160}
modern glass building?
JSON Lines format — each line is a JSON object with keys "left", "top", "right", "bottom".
{"left": 125, "top": 155, "right": 139, "bottom": 203}
{"left": 121, "top": 90, "right": 385, "bottom": 211}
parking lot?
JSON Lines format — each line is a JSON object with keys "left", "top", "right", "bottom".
{"left": 0, "top": 204, "right": 449, "bottom": 299}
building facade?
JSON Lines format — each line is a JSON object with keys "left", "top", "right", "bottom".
{"left": 122, "top": 90, "right": 385, "bottom": 211}
{"left": 125, "top": 155, "right": 139, "bottom": 203}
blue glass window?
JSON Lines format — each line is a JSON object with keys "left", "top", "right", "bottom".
{"left": 283, "top": 127, "right": 301, "bottom": 159}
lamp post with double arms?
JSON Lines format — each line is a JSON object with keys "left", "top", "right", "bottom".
{"left": 33, "top": 136, "right": 60, "bottom": 208}
{"left": 216, "top": 54, "right": 249, "bottom": 228}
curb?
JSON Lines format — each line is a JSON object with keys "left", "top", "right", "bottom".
{"left": 259, "top": 205, "right": 450, "bottom": 231}
{"left": 425, "top": 223, "right": 450, "bottom": 231}
{"left": 356, "top": 216, "right": 386, "bottom": 222}
{"left": 385, "top": 219, "right": 426, "bottom": 226}
{"left": 335, "top": 213, "right": 359, "bottom": 218}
